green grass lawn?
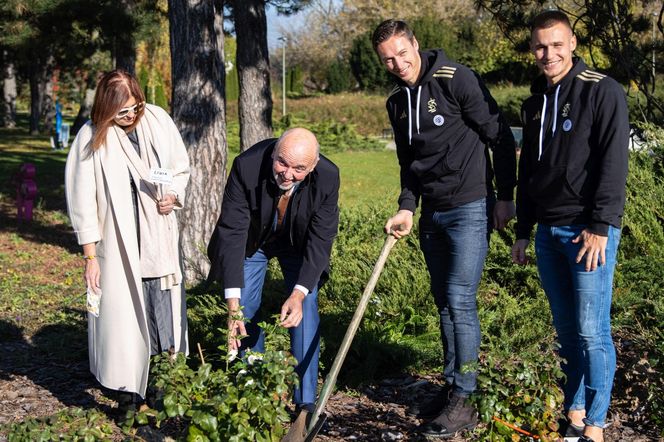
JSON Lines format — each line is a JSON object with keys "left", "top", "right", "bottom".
{"left": 327, "top": 149, "right": 399, "bottom": 208}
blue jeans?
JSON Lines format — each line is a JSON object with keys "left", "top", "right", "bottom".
{"left": 535, "top": 224, "right": 621, "bottom": 428}
{"left": 419, "top": 198, "right": 488, "bottom": 396}
{"left": 239, "top": 249, "right": 320, "bottom": 407}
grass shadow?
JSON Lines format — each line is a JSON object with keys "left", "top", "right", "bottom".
{"left": 318, "top": 310, "right": 437, "bottom": 390}
{"left": 0, "top": 199, "right": 79, "bottom": 254}
{"left": 0, "top": 314, "right": 100, "bottom": 410}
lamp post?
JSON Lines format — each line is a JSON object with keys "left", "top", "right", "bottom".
{"left": 653, "top": 12, "right": 658, "bottom": 87}
{"left": 278, "top": 36, "right": 287, "bottom": 117}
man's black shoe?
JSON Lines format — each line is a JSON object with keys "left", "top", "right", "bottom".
{"left": 418, "top": 393, "right": 477, "bottom": 438}
{"left": 406, "top": 384, "right": 452, "bottom": 419}
{"left": 557, "top": 416, "right": 584, "bottom": 441}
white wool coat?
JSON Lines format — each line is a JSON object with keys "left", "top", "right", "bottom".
{"left": 65, "top": 104, "right": 190, "bottom": 397}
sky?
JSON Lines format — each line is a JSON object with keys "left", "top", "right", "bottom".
{"left": 265, "top": 5, "right": 307, "bottom": 50}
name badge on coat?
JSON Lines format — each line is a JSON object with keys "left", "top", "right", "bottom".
{"left": 149, "top": 167, "right": 174, "bottom": 185}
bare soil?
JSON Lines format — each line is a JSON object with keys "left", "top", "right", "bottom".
{"left": 0, "top": 328, "right": 661, "bottom": 441}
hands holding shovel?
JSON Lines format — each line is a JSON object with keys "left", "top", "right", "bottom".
{"left": 384, "top": 210, "right": 413, "bottom": 238}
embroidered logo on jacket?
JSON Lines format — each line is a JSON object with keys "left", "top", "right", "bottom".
{"left": 433, "top": 115, "right": 445, "bottom": 126}
{"left": 563, "top": 119, "right": 573, "bottom": 131}
{"left": 561, "top": 102, "right": 571, "bottom": 117}
{"left": 533, "top": 111, "right": 541, "bottom": 121}
{"left": 433, "top": 66, "right": 457, "bottom": 79}
{"left": 399, "top": 111, "right": 407, "bottom": 120}
{"left": 427, "top": 98, "right": 437, "bottom": 113}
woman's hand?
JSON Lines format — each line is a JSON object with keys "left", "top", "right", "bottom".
{"left": 158, "top": 193, "right": 177, "bottom": 215}
{"left": 82, "top": 244, "right": 100, "bottom": 291}
{"left": 84, "top": 257, "right": 101, "bottom": 291}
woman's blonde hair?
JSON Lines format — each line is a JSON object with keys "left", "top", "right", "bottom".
{"left": 90, "top": 69, "right": 145, "bottom": 150}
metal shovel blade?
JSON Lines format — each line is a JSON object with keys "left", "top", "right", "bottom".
{"left": 281, "top": 235, "right": 398, "bottom": 442}
{"left": 281, "top": 409, "right": 308, "bottom": 442}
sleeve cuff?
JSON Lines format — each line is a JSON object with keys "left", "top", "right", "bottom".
{"left": 588, "top": 222, "right": 609, "bottom": 236}
{"left": 398, "top": 200, "right": 417, "bottom": 213}
{"left": 167, "top": 190, "right": 183, "bottom": 208}
{"left": 515, "top": 224, "right": 533, "bottom": 241}
{"left": 496, "top": 189, "right": 514, "bottom": 201}
{"left": 224, "top": 288, "right": 241, "bottom": 299}
{"left": 293, "top": 284, "right": 309, "bottom": 297}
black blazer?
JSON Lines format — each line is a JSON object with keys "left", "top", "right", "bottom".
{"left": 207, "top": 138, "right": 340, "bottom": 291}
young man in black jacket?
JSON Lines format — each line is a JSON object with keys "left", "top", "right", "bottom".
{"left": 207, "top": 128, "right": 340, "bottom": 415}
{"left": 372, "top": 19, "right": 517, "bottom": 437}
{"left": 512, "top": 11, "right": 629, "bottom": 442}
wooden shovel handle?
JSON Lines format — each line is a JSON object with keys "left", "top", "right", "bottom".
{"left": 307, "top": 235, "right": 398, "bottom": 434}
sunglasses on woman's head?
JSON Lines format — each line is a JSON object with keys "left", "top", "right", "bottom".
{"left": 116, "top": 101, "right": 145, "bottom": 118}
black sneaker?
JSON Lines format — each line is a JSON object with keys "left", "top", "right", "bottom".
{"left": 578, "top": 437, "right": 596, "bottom": 442}
{"left": 406, "top": 384, "right": 452, "bottom": 419}
{"left": 565, "top": 422, "right": 585, "bottom": 441}
{"left": 558, "top": 417, "right": 584, "bottom": 441}
{"left": 418, "top": 393, "right": 478, "bottom": 438}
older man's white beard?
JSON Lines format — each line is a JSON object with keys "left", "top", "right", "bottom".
{"left": 274, "top": 173, "right": 295, "bottom": 191}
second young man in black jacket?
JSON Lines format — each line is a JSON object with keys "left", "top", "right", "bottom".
{"left": 512, "top": 11, "right": 629, "bottom": 442}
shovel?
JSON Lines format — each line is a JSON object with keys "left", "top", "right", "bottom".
{"left": 282, "top": 234, "right": 398, "bottom": 442}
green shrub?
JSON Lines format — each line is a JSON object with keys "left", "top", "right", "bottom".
{"left": 612, "top": 122, "right": 664, "bottom": 428}
{"left": 472, "top": 349, "right": 564, "bottom": 442}
{"left": 276, "top": 116, "right": 385, "bottom": 153}
{"left": 490, "top": 85, "right": 531, "bottom": 127}
{"left": 349, "top": 31, "right": 393, "bottom": 93}
{"left": 287, "top": 65, "right": 304, "bottom": 95}
{"left": 319, "top": 205, "right": 438, "bottom": 382}
{"left": 2, "top": 408, "right": 114, "bottom": 441}
{"left": 136, "top": 320, "right": 298, "bottom": 441}
{"left": 326, "top": 59, "right": 354, "bottom": 94}
{"left": 620, "top": 121, "right": 664, "bottom": 257}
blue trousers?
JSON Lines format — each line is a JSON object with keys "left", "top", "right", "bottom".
{"left": 419, "top": 198, "right": 488, "bottom": 396}
{"left": 239, "top": 248, "right": 320, "bottom": 407}
{"left": 535, "top": 224, "right": 620, "bottom": 428}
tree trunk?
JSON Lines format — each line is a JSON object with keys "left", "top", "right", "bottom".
{"left": 234, "top": 0, "right": 273, "bottom": 151}
{"left": 1, "top": 49, "right": 17, "bottom": 128}
{"left": 115, "top": 43, "right": 136, "bottom": 75}
{"left": 169, "top": 0, "right": 227, "bottom": 283}
{"left": 42, "top": 69, "right": 55, "bottom": 134}
{"left": 28, "top": 53, "right": 54, "bottom": 135}
{"left": 72, "top": 72, "right": 97, "bottom": 135}
{"left": 113, "top": 0, "right": 136, "bottom": 74}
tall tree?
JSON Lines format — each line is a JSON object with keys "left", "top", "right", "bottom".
{"left": 0, "top": 48, "right": 17, "bottom": 128}
{"left": 232, "top": 0, "right": 273, "bottom": 151}
{"left": 27, "top": 51, "right": 54, "bottom": 135}
{"left": 72, "top": 71, "right": 98, "bottom": 134}
{"left": 112, "top": 0, "right": 138, "bottom": 73}
{"left": 169, "top": 0, "right": 227, "bottom": 282}
{"left": 226, "top": 0, "right": 311, "bottom": 150}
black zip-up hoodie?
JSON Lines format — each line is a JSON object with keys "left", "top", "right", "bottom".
{"left": 386, "top": 49, "right": 516, "bottom": 212}
{"left": 515, "top": 58, "right": 629, "bottom": 239}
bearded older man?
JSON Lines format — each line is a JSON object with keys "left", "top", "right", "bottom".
{"left": 207, "top": 128, "right": 340, "bottom": 413}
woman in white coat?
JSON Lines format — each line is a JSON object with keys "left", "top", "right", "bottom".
{"left": 65, "top": 70, "right": 190, "bottom": 413}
